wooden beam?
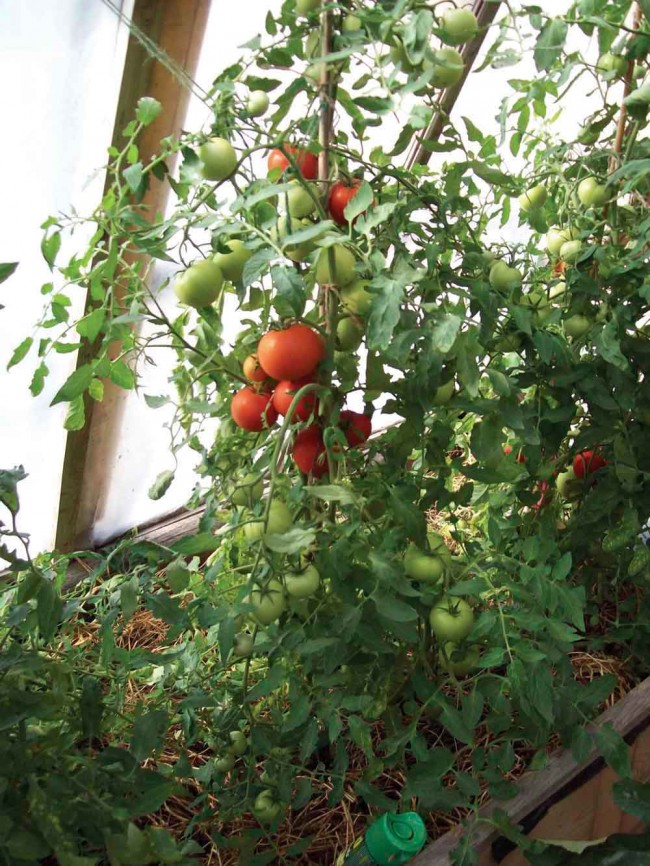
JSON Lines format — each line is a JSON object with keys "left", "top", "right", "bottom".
{"left": 55, "top": 0, "right": 211, "bottom": 552}
{"left": 405, "top": 0, "right": 502, "bottom": 170}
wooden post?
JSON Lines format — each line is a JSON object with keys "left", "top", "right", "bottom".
{"left": 55, "top": 0, "right": 211, "bottom": 552}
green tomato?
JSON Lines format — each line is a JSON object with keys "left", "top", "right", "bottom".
{"left": 549, "top": 281, "right": 566, "bottom": 302}
{"left": 165, "top": 559, "right": 190, "bottom": 593}
{"left": 243, "top": 501, "right": 293, "bottom": 543}
{"left": 577, "top": 177, "right": 609, "bottom": 208}
{"left": 596, "top": 53, "right": 627, "bottom": 78}
{"left": 427, "top": 531, "right": 452, "bottom": 563}
{"left": 174, "top": 259, "right": 224, "bottom": 308}
{"left": 214, "top": 753, "right": 236, "bottom": 772}
{"left": 432, "top": 379, "right": 455, "bottom": 405}
{"left": 336, "top": 316, "right": 364, "bottom": 351}
{"left": 489, "top": 260, "right": 522, "bottom": 292}
{"left": 559, "top": 240, "right": 583, "bottom": 263}
{"left": 213, "top": 239, "right": 252, "bottom": 283}
{"left": 340, "top": 279, "right": 372, "bottom": 315}
{"left": 429, "top": 47, "right": 464, "bottom": 88}
{"left": 404, "top": 546, "right": 446, "bottom": 583}
{"left": 231, "top": 473, "right": 264, "bottom": 508}
{"left": 342, "top": 13, "right": 362, "bottom": 32}
{"left": 253, "top": 790, "right": 282, "bottom": 822}
{"left": 199, "top": 137, "right": 238, "bottom": 182}
{"left": 429, "top": 597, "right": 474, "bottom": 642}
{"left": 519, "top": 184, "right": 547, "bottom": 211}
{"left": 439, "top": 642, "right": 480, "bottom": 676}
{"left": 233, "top": 632, "right": 254, "bottom": 658}
{"left": 247, "top": 90, "right": 270, "bottom": 117}
{"left": 227, "top": 730, "right": 248, "bottom": 756}
{"left": 494, "top": 332, "right": 522, "bottom": 353}
{"left": 296, "top": 0, "right": 319, "bottom": 15}
{"left": 304, "top": 30, "right": 320, "bottom": 59}
{"left": 440, "top": 8, "right": 479, "bottom": 44}
{"left": 546, "top": 226, "right": 578, "bottom": 256}
{"left": 286, "top": 182, "right": 316, "bottom": 218}
{"left": 249, "top": 578, "right": 286, "bottom": 626}
{"left": 285, "top": 564, "right": 321, "bottom": 599}
{"left": 315, "top": 244, "right": 357, "bottom": 286}
{"left": 564, "top": 314, "right": 591, "bottom": 339}
{"left": 556, "top": 467, "right": 582, "bottom": 500}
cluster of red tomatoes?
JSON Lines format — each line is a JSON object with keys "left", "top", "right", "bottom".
{"left": 230, "top": 323, "right": 371, "bottom": 477}
{"left": 267, "top": 145, "right": 364, "bottom": 226}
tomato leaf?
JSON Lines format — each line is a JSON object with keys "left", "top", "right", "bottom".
{"left": 344, "top": 181, "right": 373, "bottom": 222}
{"left": 271, "top": 264, "right": 305, "bottom": 317}
{"left": 130, "top": 709, "right": 169, "bottom": 761}
{"left": 305, "top": 484, "right": 358, "bottom": 505}
{"left": 367, "top": 275, "right": 405, "bottom": 351}
{"left": 373, "top": 592, "right": 418, "bottom": 622}
{"left": 7, "top": 337, "right": 33, "bottom": 370}
{"left": 534, "top": 19, "right": 568, "bottom": 71}
{"left": 0, "top": 262, "right": 18, "bottom": 285}
{"left": 595, "top": 723, "right": 631, "bottom": 778}
{"left": 264, "top": 527, "right": 316, "bottom": 553}
{"left": 148, "top": 469, "right": 174, "bottom": 500}
{"left": 136, "top": 96, "right": 162, "bottom": 126}
{"left": 50, "top": 363, "right": 94, "bottom": 405}
{"left": 64, "top": 395, "right": 86, "bottom": 431}
{"left": 76, "top": 308, "right": 105, "bottom": 342}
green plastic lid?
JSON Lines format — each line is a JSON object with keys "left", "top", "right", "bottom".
{"left": 365, "top": 812, "right": 427, "bottom": 865}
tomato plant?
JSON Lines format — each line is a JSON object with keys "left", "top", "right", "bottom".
{"left": 7, "top": 0, "right": 650, "bottom": 862}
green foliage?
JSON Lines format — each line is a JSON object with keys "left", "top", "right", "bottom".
{"left": 5, "top": 0, "right": 650, "bottom": 861}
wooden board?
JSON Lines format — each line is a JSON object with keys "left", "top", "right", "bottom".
{"left": 413, "top": 676, "right": 650, "bottom": 866}
{"left": 55, "top": 0, "right": 211, "bottom": 552}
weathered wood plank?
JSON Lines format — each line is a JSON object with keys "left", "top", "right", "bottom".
{"left": 413, "top": 675, "right": 650, "bottom": 866}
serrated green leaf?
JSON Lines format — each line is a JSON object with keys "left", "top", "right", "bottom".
{"left": 64, "top": 395, "right": 86, "bottom": 431}
{"left": 7, "top": 337, "right": 33, "bottom": 370}
{"left": 148, "top": 469, "right": 174, "bottom": 500}
{"left": 136, "top": 96, "right": 162, "bottom": 125}
{"left": 50, "top": 363, "right": 94, "bottom": 405}
{"left": 264, "top": 527, "right": 316, "bottom": 553}
{"left": 0, "top": 262, "right": 18, "bottom": 285}
{"left": 534, "top": 18, "right": 568, "bottom": 71}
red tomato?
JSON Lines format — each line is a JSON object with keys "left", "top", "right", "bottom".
{"left": 328, "top": 180, "right": 364, "bottom": 225}
{"left": 504, "top": 444, "right": 526, "bottom": 463}
{"left": 267, "top": 146, "right": 318, "bottom": 180}
{"left": 272, "top": 379, "right": 316, "bottom": 421}
{"left": 243, "top": 354, "right": 268, "bottom": 383}
{"left": 231, "top": 387, "right": 278, "bottom": 432}
{"left": 340, "top": 410, "right": 372, "bottom": 446}
{"left": 293, "top": 426, "right": 328, "bottom": 477}
{"left": 573, "top": 450, "right": 607, "bottom": 478}
{"left": 257, "top": 324, "right": 325, "bottom": 381}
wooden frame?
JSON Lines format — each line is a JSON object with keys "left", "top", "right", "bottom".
{"left": 413, "top": 676, "right": 650, "bottom": 866}
{"left": 55, "top": 0, "right": 211, "bottom": 552}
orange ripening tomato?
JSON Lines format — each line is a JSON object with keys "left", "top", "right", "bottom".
{"left": 243, "top": 354, "right": 268, "bottom": 383}
{"left": 257, "top": 324, "right": 325, "bottom": 381}
{"left": 272, "top": 379, "right": 316, "bottom": 422}
{"left": 231, "top": 387, "right": 278, "bottom": 432}
{"left": 328, "top": 180, "right": 366, "bottom": 225}
{"left": 552, "top": 260, "right": 566, "bottom": 276}
{"left": 292, "top": 426, "right": 328, "bottom": 477}
{"left": 573, "top": 449, "right": 607, "bottom": 478}
{"left": 267, "top": 146, "right": 318, "bottom": 180}
{"left": 340, "top": 410, "right": 372, "bottom": 446}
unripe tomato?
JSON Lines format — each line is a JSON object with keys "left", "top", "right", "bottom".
{"left": 404, "top": 544, "right": 445, "bottom": 583}
{"left": 199, "top": 137, "right": 238, "bottom": 182}
{"left": 339, "top": 410, "right": 371, "bottom": 446}
{"left": 518, "top": 184, "right": 547, "bottom": 211}
{"left": 244, "top": 501, "right": 293, "bottom": 542}
{"left": 296, "top": 0, "right": 319, "bottom": 15}
{"left": 559, "top": 240, "right": 583, "bottom": 263}
{"left": 249, "top": 579, "right": 286, "bottom": 625}
{"left": 286, "top": 181, "right": 316, "bottom": 218}
{"left": 336, "top": 317, "right": 364, "bottom": 351}
{"left": 429, "top": 47, "right": 464, "bottom": 87}
{"left": 573, "top": 450, "right": 607, "bottom": 478}
{"left": 439, "top": 642, "right": 480, "bottom": 676}
{"left": 546, "top": 226, "right": 578, "bottom": 256}
{"left": 272, "top": 379, "right": 316, "bottom": 421}
{"left": 227, "top": 730, "right": 248, "bottom": 756}
{"left": 429, "top": 597, "right": 474, "bottom": 642}
{"left": 257, "top": 324, "right": 325, "bottom": 380}
{"left": 564, "top": 314, "right": 591, "bottom": 339}
{"left": 231, "top": 387, "right": 278, "bottom": 432}
{"left": 292, "top": 426, "right": 328, "bottom": 477}
{"left": 285, "top": 564, "right": 320, "bottom": 598}
{"left": 233, "top": 631, "right": 254, "bottom": 657}
{"left": 577, "top": 177, "right": 609, "bottom": 208}
{"left": 432, "top": 379, "right": 455, "bottom": 405}
{"left": 596, "top": 53, "right": 627, "bottom": 78}
{"left": 247, "top": 90, "right": 270, "bottom": 117}
{"left": 489, "top": 260, "right": 522, "bottom": 292}
{"left": 340, "top": 279, "right": 373, "bottom": 316}
{"left": 342, "top": 13, "right": 362, "bottom": 32}
{"left": 267, "top": 145, "right": 318, "bottom": 180}
{"left": 214, "top": 753, "right": 236, "bottom": 772}
{"left": 556, "top": 467, "right": 582, "bottom": 500}
{"left": 243, "top": 354, "right": 268, "bottom": 383}
{"left": 328, "top": 179, "right": 364, "bottom": 225}
{"left": 213, "top": 239, "right": 252, "bottom": 282}
{"left": 231, "top": 473, "right": 264, "bottom": 507}
{"left": 174, "top": 259, "right": 224, "bottom": 308}
{"left": 440, "top": 8, "right": 479, "bottom": 44}
{"left": 253, "top": 789, "right": 282, "bottom": 822}
{"left": 272, "top": 216, "right": 318, "bottom": 262}
{"left": 315, "top": 244, "right": 357, "bottom": 286}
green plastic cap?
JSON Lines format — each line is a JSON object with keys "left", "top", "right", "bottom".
{"left": 365, "top": 812, "right": 427, "bottom": 865}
